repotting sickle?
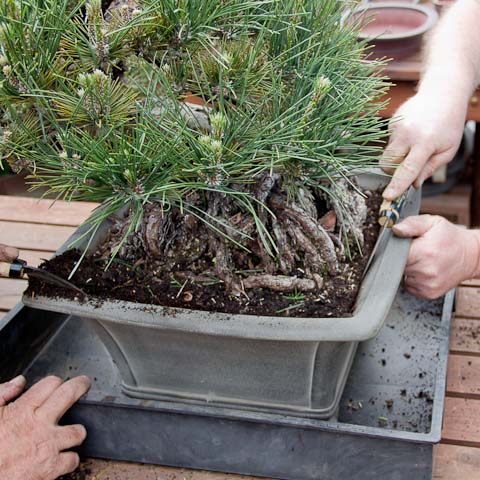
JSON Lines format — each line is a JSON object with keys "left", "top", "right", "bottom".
{"left": 361, "top": 189, "right": 409, "bottom": 279}
{"left": 0, "top": 258, "right": 86, "bottom": 296}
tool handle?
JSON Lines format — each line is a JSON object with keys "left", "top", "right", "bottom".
{"left": 378, "top": 192, "right": 407, "bottom": 228}
{"left": 0, "top": 259, "right": 26, "bottom": 278}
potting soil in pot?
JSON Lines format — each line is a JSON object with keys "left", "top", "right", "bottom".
{"left": 26, "top": 192, "right": 382, "bottom": 318}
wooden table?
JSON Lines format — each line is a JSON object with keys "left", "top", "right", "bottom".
{"left": 2, "top": 194, "right": 480, "bottom": 479}
{"left": 378, "top": 51, "right": 480, "bottom": 226}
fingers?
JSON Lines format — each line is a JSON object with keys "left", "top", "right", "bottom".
{"left": 37, "top": 376, "right": 91, "bottom": 423}
{"left": 383, "top": 144, "right": 433, "bottom": 200}
{"left": 404, "top": 282, "right": 422, "bottom": 298}
{"left": 0, "top": 244, "right": 19, "bottom": 262}
{"left": 0, "top": 375, "right": 26, "bottom": 406}
{"left": 55, "top": 424, "right": 87, "bottom": 451}
{"left": 14, "top": 375, "right": 63, "bottom": 410}
{"left": 413, "top": 150, "right": 454, "bottom": 188}
{"left": 392, "top": 215, "right": 440, "bottom": 239}
{"left": 53, "top": 452, "right": 81, "bottom": 478}
{"left": 379, "top": 140, "right": 409, "bottom": 175}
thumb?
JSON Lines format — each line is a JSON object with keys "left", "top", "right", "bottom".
{"left": 0, "top": 244, "right": 19, "bottom": 262}
{"left": 392, "top": 215, "right": 440, "bottom": 238}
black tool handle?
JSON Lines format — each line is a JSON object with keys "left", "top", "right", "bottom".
{"left": 0, "top": 259, "right": 26, "bottom": 278}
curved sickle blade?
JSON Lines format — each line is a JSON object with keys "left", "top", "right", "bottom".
{"left": 24, "top": 266, "right": 86, "bottom": 296}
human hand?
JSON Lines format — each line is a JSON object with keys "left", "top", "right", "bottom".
{"left": 393, "top": 215, "right": 480, "bottom": 299}
{"left": 0, "top": 243, "right": 19, "bottom": 262}
{"left": 0, "top": 375, "right": 91, "bottom": 480}
{"left": 381, "top": 91, "right": 466, "bottom": 201}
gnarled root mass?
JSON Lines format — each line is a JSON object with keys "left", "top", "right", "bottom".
{"left": 100, "top": 175, "right": 368, "bottom": 295}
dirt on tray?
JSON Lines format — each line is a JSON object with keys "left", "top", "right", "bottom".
{"left": 26, "top": 193, "right": 383, "bottom": 318}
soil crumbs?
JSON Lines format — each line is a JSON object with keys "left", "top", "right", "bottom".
{"left": 27, "top": 194, "right": 382, "bottom": 318}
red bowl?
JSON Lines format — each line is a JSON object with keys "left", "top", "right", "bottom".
{"left": 346, "top": 2, "right": 439, "bottom": 59}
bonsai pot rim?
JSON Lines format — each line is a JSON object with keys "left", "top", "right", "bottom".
{"left": 23, "top": 174, "right": 422, "bottom": 343}
{"left": 345, "top": 2, "right": 439, "bottom": 42}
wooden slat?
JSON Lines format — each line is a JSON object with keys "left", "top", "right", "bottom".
{"left": 383, "top": 55, "right": 421, "bottom": 82}
{"left": 450, "top": 318, "right": 480, "bottom": 355}
{"left": 433, "top": 444, "right": 480, "bottom": 479}
{"left": 462, "top": 279, "right": 480, "bottom": 288}
{"left": 420, "top": 192, "right": 470, "bottom": 226}
{"left": 0, "top": 278, "right": 27, "bottom": 310}
{"left": 16, "top": 249, "right": 54, "bottom": 267}
{"left": 456, "top": 287, "right": 480, "bottom": 319}
{"left": 442, "top": 397, "right": 480, "bottom": 446}
{"left": 377, "top": 82, "right": 480, "bottom": 122}
{"left": 378, "top": 82, "right": 416, "bottom": 119}
{"left": 447, "top": 355, "right": 480, "bottom": 399}
{"left": 0, "top": 221, "right": 76, "bottom": 252}
{"left": 0, "top": 195, "right": 97, "bottom": 226}
{"left": 77, "top": 459, "right": 263, "bottom": 480}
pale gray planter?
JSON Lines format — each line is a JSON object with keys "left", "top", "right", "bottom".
{"left": 23, "top": 174, "right": 421, "bottom": 418}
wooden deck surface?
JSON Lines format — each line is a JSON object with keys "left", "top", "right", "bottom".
{"left": 1, "top": 194, "right": 480, "bottom": 479}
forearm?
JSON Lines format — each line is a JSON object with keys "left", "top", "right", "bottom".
{"left": 418, "top": 0, "right": 480, "bottom": 105}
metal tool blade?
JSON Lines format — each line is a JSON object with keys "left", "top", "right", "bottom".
{"left": 24, "top": 265, "right": 86, "bottom": 296}
{"left": 361, "top": 222, "right": 389, "bottom": 280}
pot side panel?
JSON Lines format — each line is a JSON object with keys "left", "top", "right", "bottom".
{"left": 97, "top": 319, "right": 353, "bottom": 416}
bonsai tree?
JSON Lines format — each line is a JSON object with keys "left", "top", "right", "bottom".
{"left": 0, "top": 0, "right": 388, "bottom": 301}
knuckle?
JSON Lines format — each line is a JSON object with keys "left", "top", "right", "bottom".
{"left": 35, "top": 438, "right": 58, "bottom": 461}
{"left": 70, "top": 424, "right": 87, "bottom": 442}
{"left": 424, "top": 266, "right": 439, "bottom": 279}
{"left": 44, "top": 375, "right": 62, "bottom": 384}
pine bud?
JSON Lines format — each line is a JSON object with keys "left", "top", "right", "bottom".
{"left": 123, "top": 168, "right": 134, "bottom": 182}
{"left": 2, "top": 65, "right": 12, "bottom": 77}
{"left": 210, "top": 112, "right": 227, "bottom": 140}
{"left": 313, "top": 75, "right": 331, "bottom": 101}
{"left": 93, "top": 69, "right": 107, "bottom": 81}
{"left": 1, "top": 130, "right": 12, "bottom": 144}
{"left": 222, "top": 52, "right": 233, "bottom": 70}
{"left": 198, "top": 135, "right": 213, "bottom": 149}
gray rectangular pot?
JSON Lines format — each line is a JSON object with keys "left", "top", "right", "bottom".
{"left": 23, "top": 174, "right": 421, "bottom": 418}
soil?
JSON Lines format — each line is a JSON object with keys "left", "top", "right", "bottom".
{"left": 57, "top": 465, "right": 92, "bottom": 480}
{"left": 26, "top": 193, "right": 382, "bottom": 318}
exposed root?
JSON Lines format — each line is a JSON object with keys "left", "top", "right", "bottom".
{"left": 242, "top": 274, "right": 317, "bottom": 292}
{"left": 284, "top": 216, "right": 324, "bottom": 274}
{"left": 144, "top": 210, "right": 171, "bottom": 258}
{"left": 271, "top": 195, "right": 338, "bottom": 272}
{"left": 328, "top": 232, "right": 345, "bottom": 260}
{"left": 297, "top": 187, "right": 317, "bottom": 219}
{"left": 271, "top": 216, "right": 295, "bottom": 274}
{"left": 327, "top": 178, "right": 367, "bottom": 246}
{"left": 98, "top": 175, "right": 372, "bottom": 294}
{"left": 208, "top": 223, "right": 243, "bottom": 295}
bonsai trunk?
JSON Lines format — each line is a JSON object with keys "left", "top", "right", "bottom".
{"left": 99, "top": 174, "right": 369, "bottom": 295}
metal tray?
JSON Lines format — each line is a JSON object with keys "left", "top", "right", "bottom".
{"left": 0, "top": 288, "right": 452, "bottom": 479}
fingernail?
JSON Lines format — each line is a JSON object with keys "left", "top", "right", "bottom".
{"left": 392, "top": 224, "right": 406, "bottom": 234}
{"left": 8, "top": 375, "right": 26, "bottom": 388}
{"left": 383, "top": 189, "right": 394, "bottom": 199}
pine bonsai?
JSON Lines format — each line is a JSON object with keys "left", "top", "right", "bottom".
{"left": 0, "top": 0, "right": 389, "bottom": 303}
